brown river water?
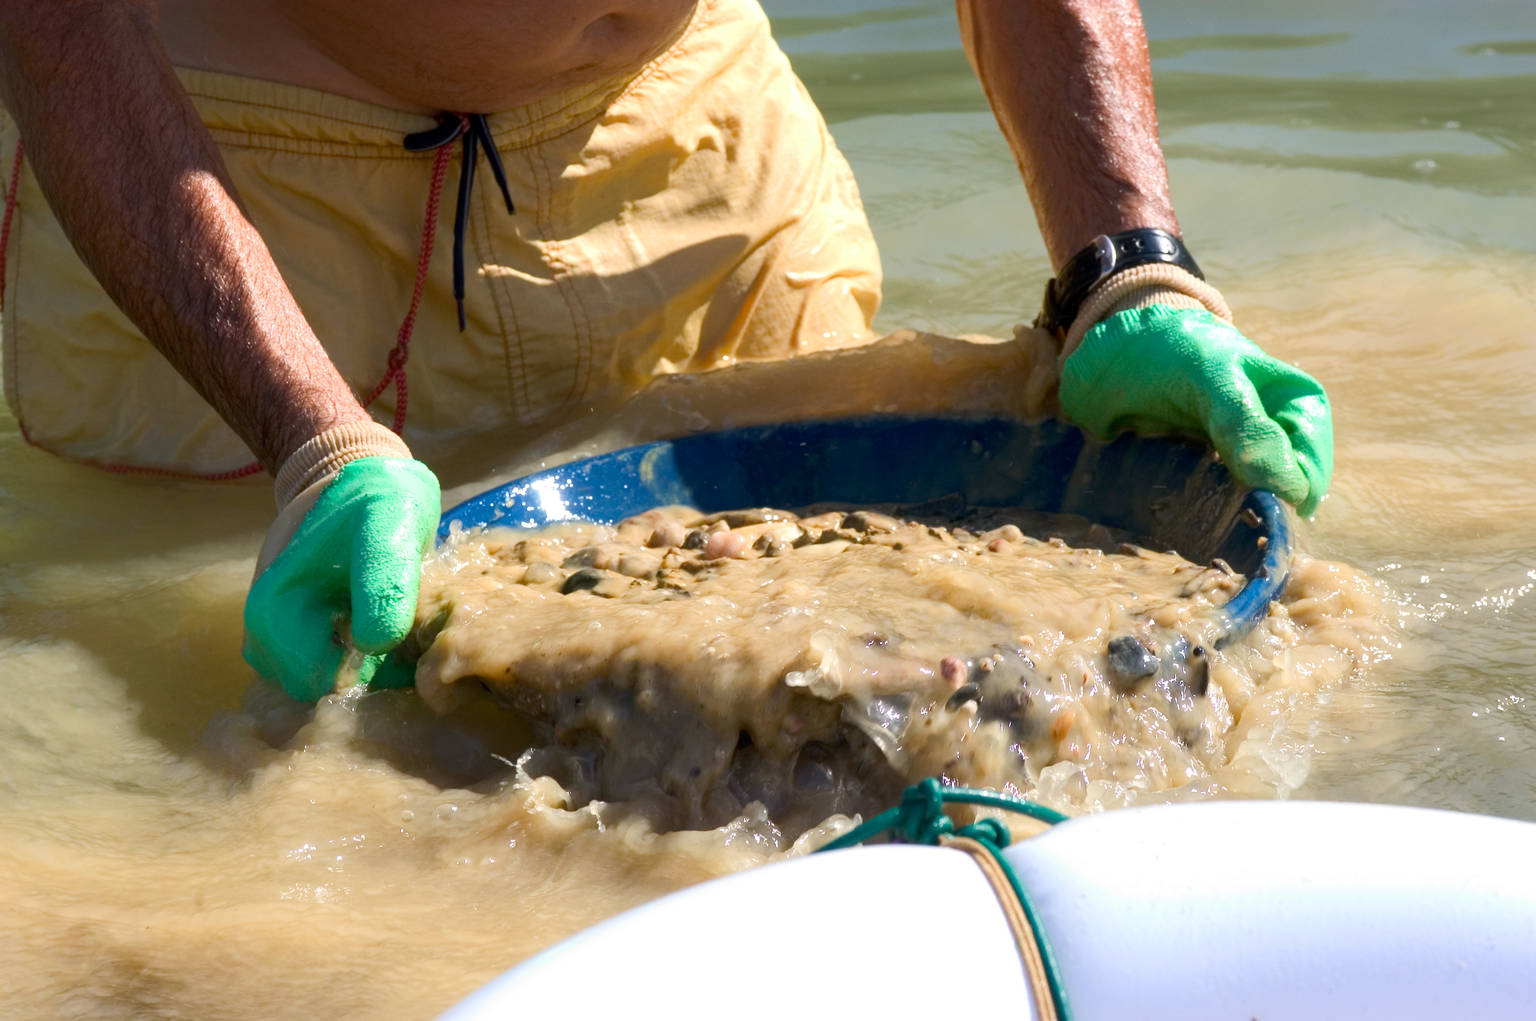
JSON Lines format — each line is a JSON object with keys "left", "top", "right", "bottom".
{"left": 4, "top": 2, "right": 1536, "bottom": 1017}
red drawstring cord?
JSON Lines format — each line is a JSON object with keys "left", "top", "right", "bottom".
{"left": 0, "top": 137, "right": 454, "bottom": 480}
{"left": 360, "top": 138, "right": 455, "bottom": 434}
{"left": 0, "top": 140, "right": 22, "bottom": 315}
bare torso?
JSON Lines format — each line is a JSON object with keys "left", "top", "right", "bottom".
{"left": 157, "top": 0, "right": 699, "bottom": 112}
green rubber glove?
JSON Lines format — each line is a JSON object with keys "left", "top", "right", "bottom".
{"left": 1060, "top": 306, "right": 1332, "bottom": 516}
{"left": 243, "top": 457, "right": 441, "bottom": 701}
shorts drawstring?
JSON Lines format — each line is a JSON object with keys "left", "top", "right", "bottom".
{"left": 362, "top": 112, "right": 515, "bottom": 436}
{"left": 358, "top": 136, "right": 455, "bottom": 435}
{"left": 1, "top": 140, "right": 25, "bottom": 317}
{"left": 403, "top": 113, "right": 516, "bottom": 331}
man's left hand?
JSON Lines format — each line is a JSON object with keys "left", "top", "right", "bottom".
{"left": 1059, "top": 305, "right": 1333, "bottom": 516}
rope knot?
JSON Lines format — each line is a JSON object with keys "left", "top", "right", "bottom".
{"left": 957, "top": 816, "right": 1012, "bottom": 849}
{"left": 894, "top": 777, "right": 953, "bottom": 844}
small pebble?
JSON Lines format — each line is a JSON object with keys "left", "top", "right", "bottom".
{"left": 1050, "top": 710, "right": 1075, "bottom": 742}
{"left": 841, "top": 510, "right": 898, "bottom": 533}
{"left": 939, "top": 655, "right": 969, "bottom": 689}
{"left": 646, "top": 519, "right": 687, "bottom": 549}
{"left": 522, "top": 562, "right": 560, "bottom": 585}
{"left": 682, "top": 529, "right": 709, "bottom": 550}
{"left": 613, "top": 511, "right": 667, "bottom": 545}
{"left": 703, "top": 530, "right": 749, "bottom": 560}
{"left": 562, "top": 546, "right": 603, "bottom": 569}
{"left": 615, "top": 552, "right": 661, "bottom": 579}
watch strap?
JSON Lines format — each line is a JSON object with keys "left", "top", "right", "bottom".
{"left": 1035, "top": 228, "right": 1204, "bottom": 335}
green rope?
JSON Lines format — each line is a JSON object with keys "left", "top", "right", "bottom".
{"left": 814, "top": 778, "right": 1074, "bottom": 1021}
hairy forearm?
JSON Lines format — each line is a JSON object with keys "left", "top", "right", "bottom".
{"left": 955, "top": 0, "right": 1178, "bottom": 269}
{"left": 0, "top": 0, "right": 368, "bottom": 471}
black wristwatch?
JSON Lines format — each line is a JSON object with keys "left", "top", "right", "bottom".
{"left": 1034, "top": 228, "right": 1204, "bottom": 335}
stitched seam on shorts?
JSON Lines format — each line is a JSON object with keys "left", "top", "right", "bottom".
{"left": 203, "top": 131, "right": 423, "bottom": 160}
{"left": 529, "top": 148, "right": 591, "bottom": 411}
{"left": 472, "top": 180, "right": 526, "bottom": 418}
{"left": 183, "top": 90, "right": 423, "bottom": 134}
{"left": 485, "top": 85, "right": 629, "bottom": 151}
{"left": 191, "top": 83, "right": 613, "bottom": 154}
{"left": 554, "top": 157, "right": 594, "bottom": 404}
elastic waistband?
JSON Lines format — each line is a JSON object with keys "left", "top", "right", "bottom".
{"left": 178, "top": 0, "right": 720, "bottom": 155}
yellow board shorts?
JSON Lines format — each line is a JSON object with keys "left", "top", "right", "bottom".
{"left": 0, "top": 0, "right": 881, "bottom": 477}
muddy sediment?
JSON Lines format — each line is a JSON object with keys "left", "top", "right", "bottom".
{"left": 410, "top": 504, "right": 1383, "bottom": 836}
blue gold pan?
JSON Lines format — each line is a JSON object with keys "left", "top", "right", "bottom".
{"left": 439, "top": 415, "right": 1291, "bottom": 644}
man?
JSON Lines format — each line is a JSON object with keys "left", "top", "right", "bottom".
{"left": 0, "top": 0, "right": 1330, "bottom": 701}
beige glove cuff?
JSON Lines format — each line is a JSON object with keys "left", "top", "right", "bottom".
{"left": 255, "top": 421, "right": 413, "bottom": 578}
{"left": 273, "top": 420, "right": 412, "bottom": 511}
{"left": 1060, "top": 263, "right": 1234, "bottom": 364}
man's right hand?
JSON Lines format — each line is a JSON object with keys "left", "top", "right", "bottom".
{"left": 243, "top": 452, "right": 441, "bottom": 702}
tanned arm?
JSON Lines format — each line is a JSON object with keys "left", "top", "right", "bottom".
{"left": 0, "top": 0, "right": 370, "bottom": 472}
{"left": 955, "top": 0, "right": 1178, "bottom": 271}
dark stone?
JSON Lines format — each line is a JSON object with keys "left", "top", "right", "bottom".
{"left": 1107, "top": 635, "right": 1159, "bottom": 692}
{"left": 1187, "top": 646, "right": 1210, "bottom": 697}
{"left": 945, "top": 683, "right": 982, "bottom": 711}
{"left": 561, "top": 567, "right": 608, "bottom": 594}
